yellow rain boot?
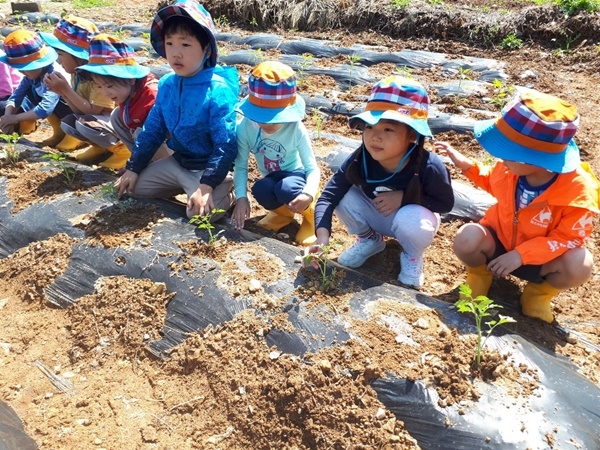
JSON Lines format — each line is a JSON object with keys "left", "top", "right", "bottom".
{"left": 464, "top": 264, "right": 493, "bottom": 299}
{"left": 17, "top": 119, "right": 38, "bottom": 135}
{"left": 38, "top": 114, "right": 65, "bottom": 147}
{"left": 98, "top": 142, "right": 131, "bottom": 169}
{"left": 257, "top": 205, "right": 295, "bottom": 232}
{"left": 520, "top": 281, "right": 561, "bottom": 323}
{"left": 74, "top": 145, "right": 109, "bottom": 163}
{"left": 56, "top": 134, "right": 87, "bottom": 151}
{"left": 295, "top": 199, "right": 317, "bottom": 246}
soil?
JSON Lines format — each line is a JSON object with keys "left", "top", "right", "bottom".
{"left": 1, "top": 0, "right": 599, "bottom": 449}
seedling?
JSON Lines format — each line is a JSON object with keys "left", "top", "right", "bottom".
{"left": 303, "top": 244, "right": 338, "bottom": 293}
{"left": 391, "top": 0, "right": 410, "bottom": 9}
{"left": 454, "top": 67, "right": 472, "bottom": 106}
{"left": 499, "top": 33, "right": 523, "bottom": 50}
{"left": 455, "top": 284, "right": 516, "bottom": 367}
{"left": 312, "top": 111, "right": 324, "bottom": 140}
{"left": 42, "top": 152, "right": 76, "bottom": 185}
{"left": 190, "top": 208, "right": 225, "bottom": 245}
{"left": 251, "top": 48, "right": 266, "bottom": 65}
{"left": 0, "top": 132, "right": 21, "bottom": 164}
{"left": 297, "top": 53, "right": 314, "bottom": 84}
{"left": 394, "top": 65, "right": 414, "bottom": 79}
{"left": 214, "top": 14, "right": 229, "bottom": 28}
{"left": 347, "top": 54, "right": 361, "bottom": 89}
{"left": 94, "top": 181, "right": 134, "bottom": 211}
{"left": 488, "top": 79, "right": 515, "bottom": 108}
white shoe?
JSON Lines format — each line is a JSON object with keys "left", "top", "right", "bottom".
{"left": 398, "top": 252, "right": 424, "bottom": 289}
{"left": 337, "top": 234, "right": 385, "bottom": 268}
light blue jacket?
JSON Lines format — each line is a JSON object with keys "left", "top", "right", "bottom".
{"left": 127, "top": 65, "right": 239, "bottom": 189}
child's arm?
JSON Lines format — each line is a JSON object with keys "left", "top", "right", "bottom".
{"left": 231, "top": 125, "right": 252, "bottom": 229}
{"left": 290, "top": 123, "right": 320, "bottom": 213}
{"left": 434, "top": 141, "right": 474, "bottom": 171}
{"left": 44, "top": 72, "right": 110, "bottom": 115}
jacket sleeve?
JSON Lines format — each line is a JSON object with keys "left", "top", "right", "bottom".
{"left": 314, "top": 155, "right": 353, "bottom": 233}
{"left": 421, "top": 154, "right": 455, "bottom": 213}
{"left": 296, "top": 124, "right": 320, "bottom": 199}
{"left": 126, "top": 101, "right": 168, "bottom": 173}
{"left": 199, "top": 81, "right": 238, "bottom": 189}
{"left": 233, "top": 120, "right": 251, "bottom": 199}
{"left": 516, "top": 206, "right": 596, "bottom": 265}
{"left": 463, "top": 161, "right": 495, "bottom": 193}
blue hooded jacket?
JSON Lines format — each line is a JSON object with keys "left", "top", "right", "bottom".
{"left": 126, "top": 64, "right": 239, "bottom": 189}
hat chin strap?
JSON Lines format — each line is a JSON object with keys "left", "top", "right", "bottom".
{"left": 362, "top": 132, "right": 420, "bottom": 184}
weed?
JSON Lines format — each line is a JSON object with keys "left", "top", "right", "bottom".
{"left": 214, "top": 14, "right": 229, "bottom": 28}
{"left": 303, "top": 244, "right": 338, "bottom": 293}
{"left": 500, "top": 33, "right": 523, "bottom": 50}
{"left": 94, "top": 181, "right": 134, "bottom": 211}
{"left": 42, "top": 152, "right": 77, "bottom": 185}
{"left": 454, "top": 66, "right": 472, "bottom": 106}
{"left": 560, "top": 32, "right": 580, "bottom": 52}
{"left": 455, "top": 284, "right": 516, "bottom": 367}
{"left": 190, "top": 208, "right": 225, "bottom": 245}
{"left": 488, "top": 78, "right": 515, "bottom": 108}
{"left": 0, "top": 132, "right": 21, "bottom": 164}
{"left": 249, "top": 17, "right": 258, "bottom": 28}
{"left": 391, "top": 0, "right": 410, "bottom": 9}
{"left": 555, "top": 0, "right": 600, "bottom": 15}
{"left": 312, "top": 111, "right": 324, "bottom": 140}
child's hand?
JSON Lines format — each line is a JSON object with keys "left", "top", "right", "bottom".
{"left": 43, "top": 72, "right": 69, "bottom": 94}
{"left": 488, "top": 250, "right": 523, "bottom": 277}
{"left": 303, "top": 240, "right": 328, "bottom": 270}
{"left": 434, "top": 141, "right": 473, "bottom": 171}
{"left": 372, "top": 190, "right": 403, "bottom": 217}
{"left": 231, "top": 197, "right": 250, "bottom": 230}
{"left": 288, "top": 193, "right": 312, "bottom": 214}
{"left": 188, "top": 184, "right": 214, "bottom": 216}
{"left": 115, "top": 170, "right": 138, "bottom": 199}
{"left": 0, "top": 114, "right": 18, "bottom": 130}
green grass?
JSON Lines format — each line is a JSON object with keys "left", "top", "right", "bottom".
{"left": 72, "top": 0, "right": 116, "bottom": 8}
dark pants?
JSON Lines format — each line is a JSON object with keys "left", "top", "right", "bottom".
{"left": 251, "top": 170, "right": 307, "bottom": 211}
{"left": 486, "top": 226, "right": 544, "bottom": 283}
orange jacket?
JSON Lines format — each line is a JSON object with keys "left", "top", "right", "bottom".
{"left": 463, "top": 161, "right": 600, "bottom": 265}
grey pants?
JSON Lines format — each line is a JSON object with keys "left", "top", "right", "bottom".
{"left": 335, "top": 185, "right": 440, "bottom": 258}
{"left": 60, "top": 113, "right": 118, "bottom": 148}
{"left": 132, "top": 156, "right": 234, "bottom": 220}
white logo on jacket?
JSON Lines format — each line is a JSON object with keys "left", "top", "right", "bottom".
{"left": 572, "top": 211, "right": 595, "bottom": 237}
{"left": 531, "top": 206, "right": 552, "bottom": 228}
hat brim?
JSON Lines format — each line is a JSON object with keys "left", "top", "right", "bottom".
{"left": 349, "top": 110, "right": 433, "bottom": 138}
{"left": 474, "top": 119, "right": 580, "bottom": 173}
{"left": 150, "top": 4, "right": 217, "bottom": 68}
{"left": 236, "top": 95, "right": 305, "bottom": 124}
{"left": 39, "top": 32, "right": 89, "bottom": 60}
{"left": 0, "top": 46, "right": 58, "bottom": 71}
{"left": 76, "top": 63, "right": 149, "bottom": 79}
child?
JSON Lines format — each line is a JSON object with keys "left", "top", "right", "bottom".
{"left": 435, "top": 91, "right": 599, "bottom": 323}
{"left": 75, "top": 34, "right": 170, "bottom": 169}
{"left": 231, "top": 60, "right": 320, "bottom": 245}
{"left": 40, "top": 16, "right": 119, "bottom": 164}
{"left": 306, "top": 76, "right": 455, "bottom": 289}
{"left": 115, "top": 0, "right": 239, "bottom": 221}
{"left": 0, "top": 30, "right": 72, "bottom": 137}
{"left": 0, "top": 58, "right": 22, "bottom": 116}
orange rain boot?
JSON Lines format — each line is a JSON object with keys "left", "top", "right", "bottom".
{"left": 257, "top": 205, "right": 295, "bottom": 232}
{"left": 520, "top": 281, "right": 561, "bottom": 323}
{"left": 17, "top": 119, "right": 38, "bottom": 135}
{"left": 295, "top": 198, "right": 317, "bottom": 246}
{"left": 38, "top": 114, "right": 65, "bottom": 148}
{"left": 98, "top": 142, "right": 131, "bottom": 169}
{"left": 464, "top": 264, "right": 493, "bottom": 299}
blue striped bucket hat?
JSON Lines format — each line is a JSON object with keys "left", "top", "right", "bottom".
{"left": 40, "top": 15, "right": 99, "bottom": 60}
{"left": 76, "top": 34, "right": 149, "bottom": 79}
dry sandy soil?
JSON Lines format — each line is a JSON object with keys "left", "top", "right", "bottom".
{"left": 0, "top": 0, "right": 599, "bottom": 449}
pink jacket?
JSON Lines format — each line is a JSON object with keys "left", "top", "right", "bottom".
{"left": 0, "top": 61, "right": 22, "bottom": 100}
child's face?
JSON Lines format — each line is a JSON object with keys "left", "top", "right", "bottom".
{"left": 19, "top": 68, "right": 43, "bottom": 80}
{"left": 56, "top": 50, "right": 79, "bottom": 74}
{"left": 164, "top": 31, "right": 208, "bottom": 78}
{"left": 363, "top": 120, "right": 415, "bottom": 171}
{"left": 93, "top": 77, "right": 134, "bottom": 104}
{"left": 257, "top": 123, "right": 284, "bottom": 134}
{"left": 502, "top": 160, "right": 553, "bottom": 182}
